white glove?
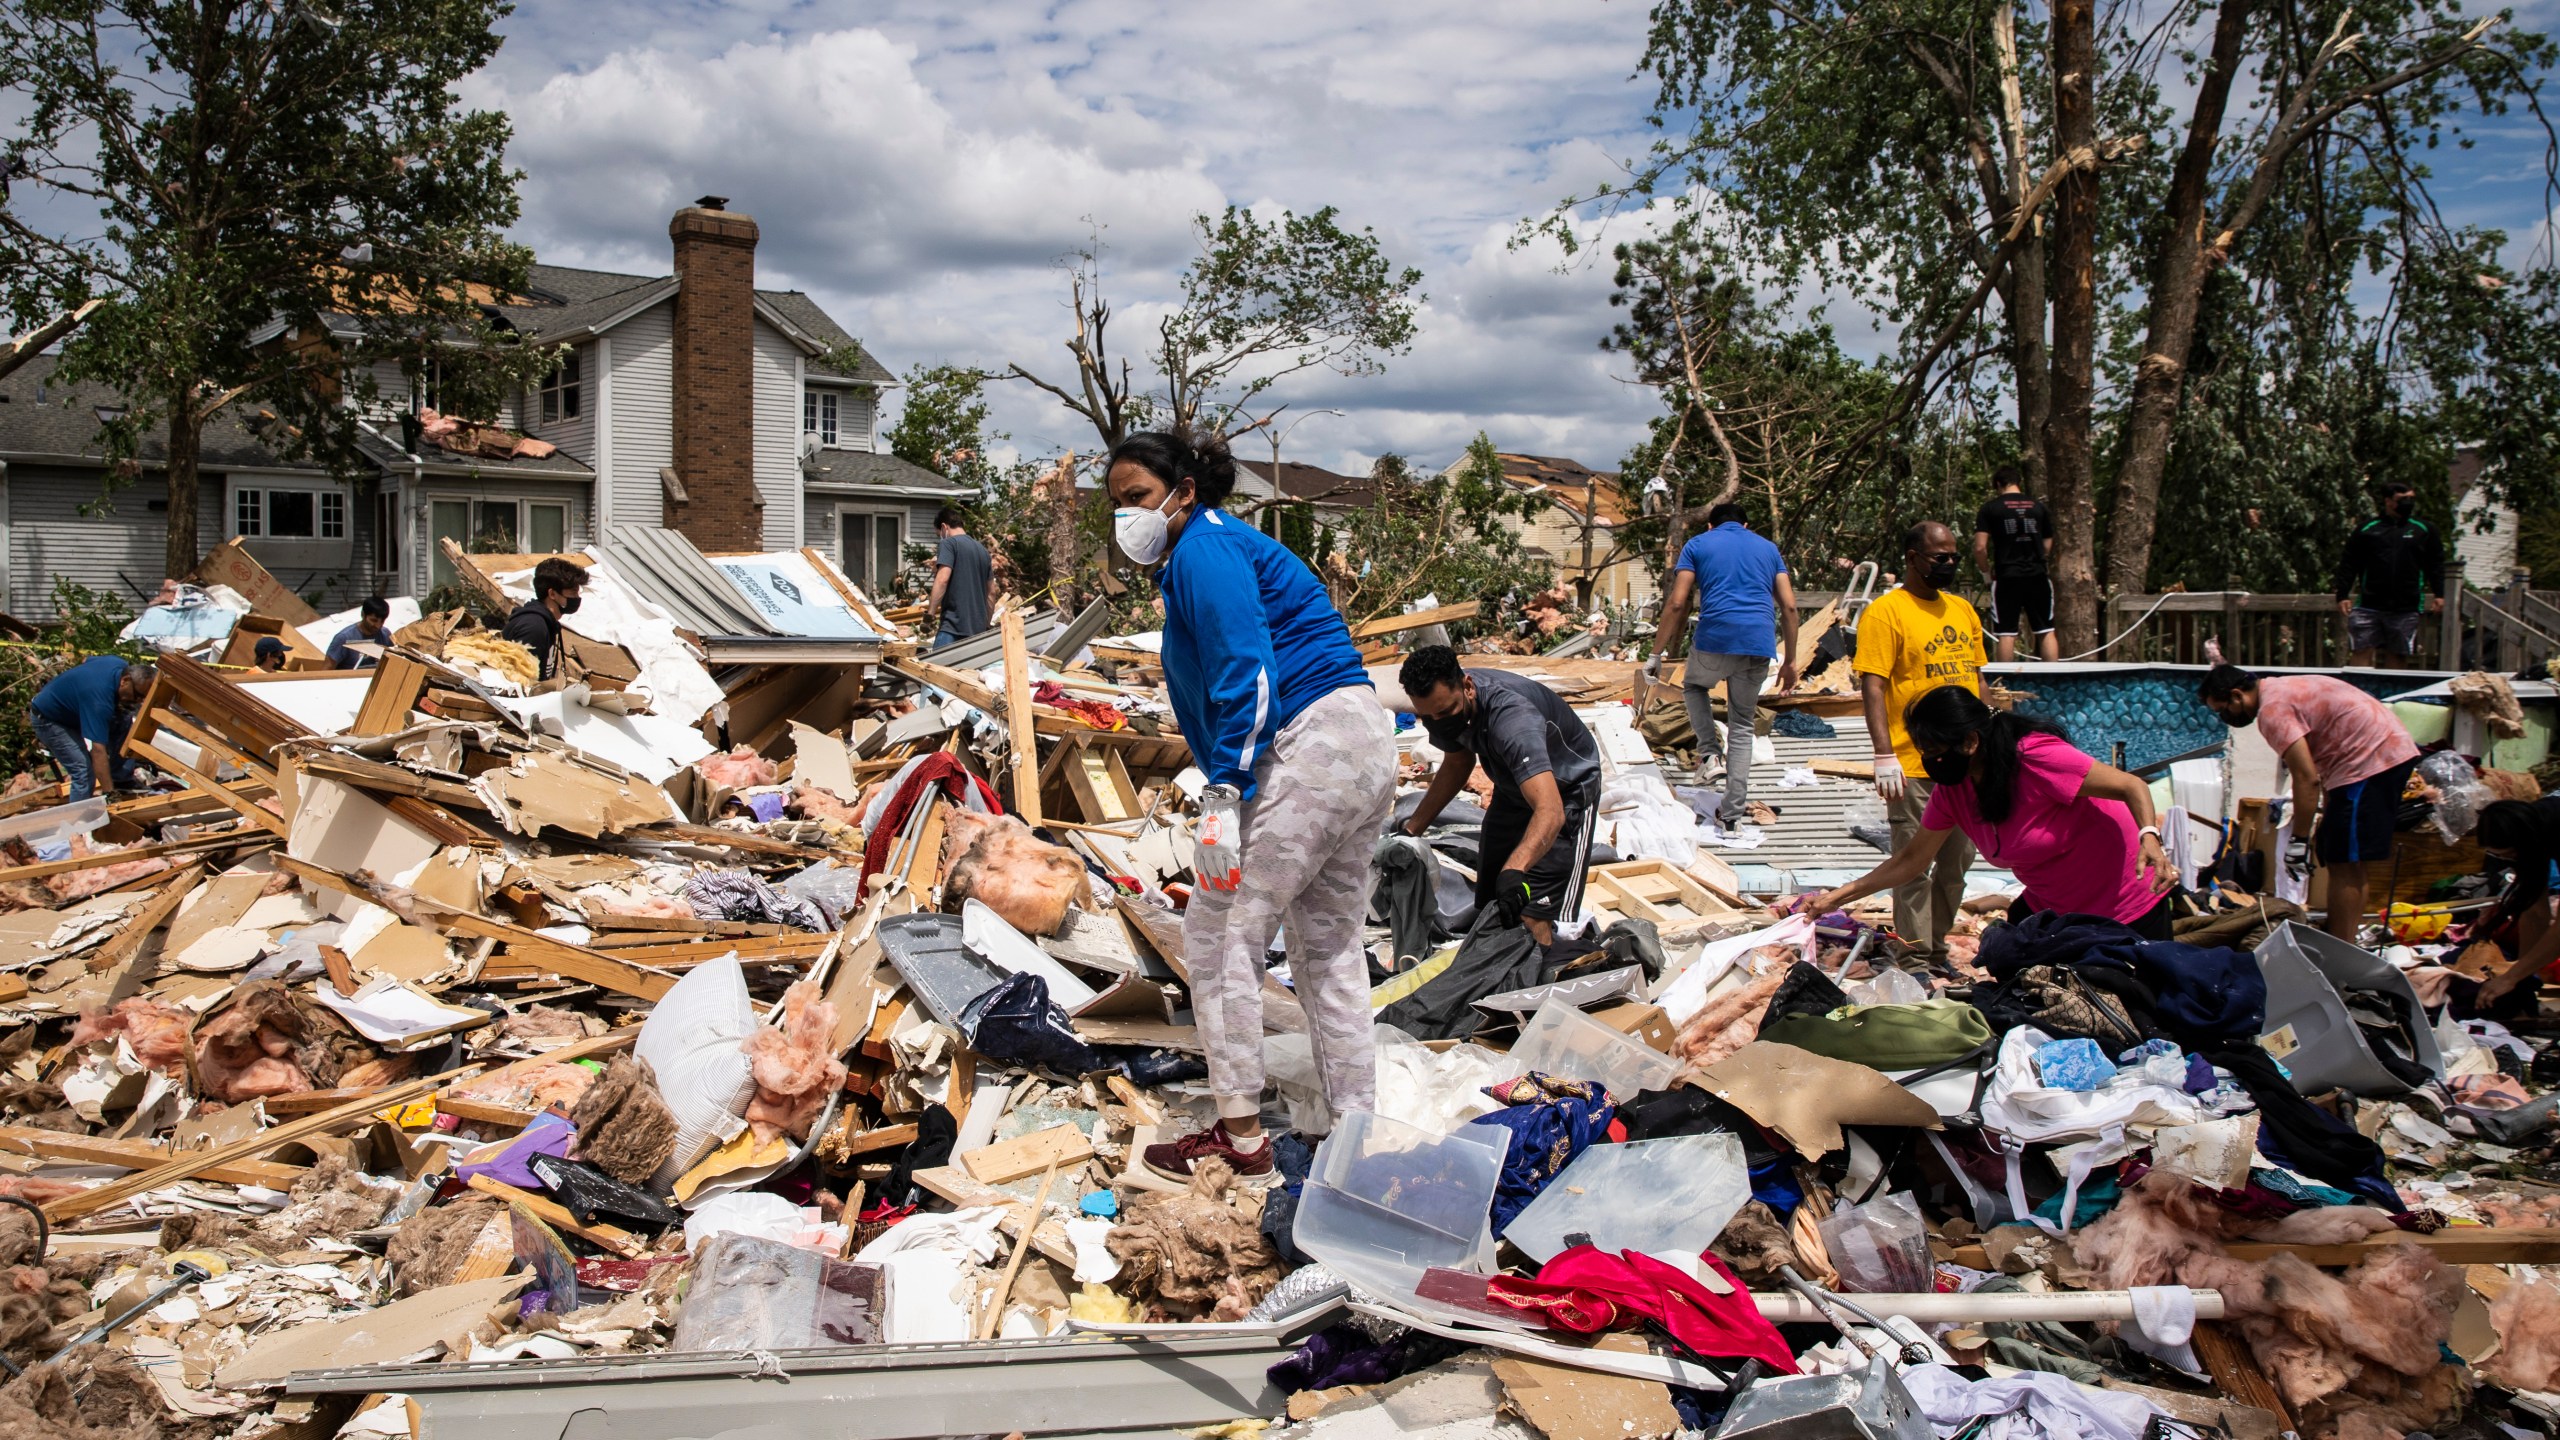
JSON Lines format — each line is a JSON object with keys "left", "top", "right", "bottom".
{"left": 1873, "top": 754, "right": 1907, "bottom": 802}
{"left": 1641, "top": 657, "right": 1662, "bottom": 683}
{"left": 1195, "top": 784, "right": 1244, "bottom": 893}
{"left": 2284, "top": 835, "right": 2314, "bottom": 881}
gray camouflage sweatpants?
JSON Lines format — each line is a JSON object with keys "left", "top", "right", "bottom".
{"left": 1183, "top": 685, "right": 1396, "bottom": 1122}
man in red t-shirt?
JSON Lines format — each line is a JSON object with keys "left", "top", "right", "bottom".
{"left": 2200, "top": 665, "right": 2420, "bottom": 939}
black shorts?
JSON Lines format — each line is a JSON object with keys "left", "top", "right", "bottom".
{"left": 1989, "top": 578, "right": 2056, "bottom": 638}
{"left": 2315, "top": 757, "right": 2418, "bottom": 865}
{"left": 1476, "top": 801, "right": 1597, "bottom": 923}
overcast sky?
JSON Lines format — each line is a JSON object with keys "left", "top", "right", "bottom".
{"left": 468, "top": 1, "right": 2548, "bottom": 478}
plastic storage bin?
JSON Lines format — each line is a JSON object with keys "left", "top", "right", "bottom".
{"left": 0, "top": 796, "right": 107, "bottom": 861}
{"left": 1291, "top": 1109, "right": 1511, "bottom": 1325}
{"left": 1502, "top": 1131, "right": 1751, "bottom": 1264}
{"left": 1505, "top": 995, "right": 1681, "bottom": 1101}
{"left": 2256, "top": 920, "right": 2443, "bottom": 1096}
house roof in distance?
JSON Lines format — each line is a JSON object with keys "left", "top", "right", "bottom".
{"left": 0, "top": 354, "right": 327, "bottom": 472}
{"left": 1497, "top": 452, "right": 1633, "bottom": 524}
{"left": 1235, "top": 457, "right": 1380, "bottom": 510}
{"left": 498, "top": 264, "right": 895, "bottom": 385}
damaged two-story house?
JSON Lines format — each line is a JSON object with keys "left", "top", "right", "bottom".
{"left": 0, "top": 197, "right": 963, "bottom": 616}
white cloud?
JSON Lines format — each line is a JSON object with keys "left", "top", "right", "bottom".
{"left": 476, "top": 1, "right": 1675, "bottom": 475}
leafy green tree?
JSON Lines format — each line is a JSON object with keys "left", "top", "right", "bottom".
{"left": 886, "top": 363, "right": 999, "bottom": 483}
{"left": 1007, "top": 208, "right": 1422, "bottom": 449}
{"left": 1551, "top": 0, "right": 2552, "bottom": 649}
{"left": 0, "top": 0, "right": 547, "bottom": 575}
{"left": 1314, "top": 439, "right": 1551, "bottom": 626}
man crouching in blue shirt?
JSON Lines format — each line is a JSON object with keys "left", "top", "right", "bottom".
{"left": 31, "top": 656, "right": 155, "bottom": 800}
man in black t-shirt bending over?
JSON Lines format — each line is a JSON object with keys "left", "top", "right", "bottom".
{"left": 1973, "top": 464, "right": 2058, "bottom": 662}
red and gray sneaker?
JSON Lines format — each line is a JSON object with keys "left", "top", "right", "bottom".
{"left": 1142, "top": 1122, "right": 1278, "bottom": 1184}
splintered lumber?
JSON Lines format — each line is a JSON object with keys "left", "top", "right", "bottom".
{"left": 0, "top": 830, "right": 272, "bottom": 890}
{"left": 1001, "top": 608, "right": 1043, "bottom": 827}
{"left": 83, "top": 863, "right": 203, "bottom": 974}
{"left": 43, "top": 1069, "right": 461, "bottom": 1221}
{"left": 1350, "top": 600, "right": 1482, "bottom": 639}
{"left": 466, "top": 1175, "right": 643, "bottom": 1257}
{"left": 2223, "top": 1226, "right": 2560, "bottom": 1266}
{"left": 912, "top": 1166, "right": 1077, "bottom": 1268}
{"left": 961, "top": 1122, "right": 1095, "bottom": 1186}
{"left": 351, "top": 653, "right": 433, "bottom": 736}
{"left": 0, "top": 1125, "right": 306, "bottom": 1190}
{"left": 276, "top": 855, "right": 674, "bottom": 1003}
{"left": 979, "top": 1159, "right": 1063, "bottom": 1339}
{"left": 1809, "top": 757, "right": 1878, "bottom": 779}
{"left": 838, "top": 1123, "right": 919, "bottom": 1157}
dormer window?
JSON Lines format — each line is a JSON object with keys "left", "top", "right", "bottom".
{"left": 804, "top": 389, "right": 838, "bottom": 446}
{"left": 539, "top": 348, "right": 582, "bottom": 424}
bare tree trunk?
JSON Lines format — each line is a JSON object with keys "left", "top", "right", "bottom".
{"left": 1991, "top": 1, "right": 2052, "bottom": 493}
{"left": 2104, "top": 0, "right": 2258, "bottom": 597}
{"left": 164, "top": 393, "right": 203, "bottom": 579}
{"left": 2043, "top": 0, "right": 2102, "bottom": 654}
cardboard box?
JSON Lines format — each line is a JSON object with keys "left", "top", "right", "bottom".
{"left": 1592, "top": 1001, "right": 1676, "bottom": 1056}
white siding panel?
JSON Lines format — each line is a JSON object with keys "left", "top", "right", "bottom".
{"left": 752, "top": 320, "right": 802, "bottom": 551}
{"left": 11, "top": 466, "right": 224, "bottom": 614}
{"left": 2457, "top": 492, "right": 2519, "bottom": 587}
{"left": 523, "top": 340, "right": 596, "bottom": 465}
{"left": 844, "top": 387, "right": 877, "bottom": 451}
{"left": 605, "top": 302, "right": 673, "bottom": 531}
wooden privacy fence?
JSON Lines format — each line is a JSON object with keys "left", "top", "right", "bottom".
{"left": 2097, "top": 561, "right": 2560, "bottom": 673}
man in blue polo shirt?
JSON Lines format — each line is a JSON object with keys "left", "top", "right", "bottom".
{"left": 1645, "top": 503, "right": 1799, "bottom": 825}
{"left": 30, "top": 655, "right": 154, "bottom": 800}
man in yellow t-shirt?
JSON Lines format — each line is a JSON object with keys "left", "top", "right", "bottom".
{"left": 1852, "top": 520, "right": 1989, "bottom": 959}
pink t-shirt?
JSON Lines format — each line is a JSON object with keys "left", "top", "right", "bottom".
{"left": 1923, "top": 733, "right": 2155, "bottom": 925}
{"left": 2253, "top": 675, "right": 2419, "bottom": 788}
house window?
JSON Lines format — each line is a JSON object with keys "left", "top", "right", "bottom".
{"left": 538, "top": 349, "right": 582, "bottom": 424}
{"left": 433, "top": 496, "right": 573, "bottom": 578}
{"left": 235, "top": 485, "right": 346, "bottom": 539}
{"left": 837, "top": 507, "right": 906, "bottom": 593}
{"left": 805, "top": 389, "right": 839, "bottom": 446}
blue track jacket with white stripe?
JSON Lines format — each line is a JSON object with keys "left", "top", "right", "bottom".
{"left": 1159, "top": 507, "right": 1372, "bottom": 801}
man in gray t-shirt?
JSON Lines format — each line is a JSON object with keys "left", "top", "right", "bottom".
{"left": 929, "top": 506, "right": 995, "bottom": 647}
{"left": 1396, "top": 646, "right": 1603, "bottom": 946}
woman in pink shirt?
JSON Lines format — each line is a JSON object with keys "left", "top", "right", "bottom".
{"left": 1786, "top": 686, "right": 2175, "bottom": 939}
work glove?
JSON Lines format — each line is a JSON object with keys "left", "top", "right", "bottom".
{"left": 2284, "top": 835, "right": 2314, "bottom": 881}
{"left": 1195, "top": 785, "right": 1244, "bottom": 893}
{"left": 1641, "top": 657, "right": 1662, "bottom": 684}
{"left": 1491, "top": 868, "right": 1534, "bottom": 927}
{"left": 1872, "top": 754, "right": 1907, "bottom": 803}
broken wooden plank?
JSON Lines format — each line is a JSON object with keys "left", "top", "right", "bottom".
{"left": 43, "top": 1069, "right": 460, "bottom": 1221}
{"left": 2223, "top": 1226, "right": 2560, "bottom": 1266}
{"left": 1350, "top": 599, "right": 1482, "bottom": 639}
{"left": 466, "top": 1174, "right": 643, "bottom": 1257}
{"left": 1000, "top": 609, "right": 1043, "bottom": 827}
{"left": 351, "top": 654, "right": 433, "bottom": 737}
{"left": 1808, "top": 757, "right": 1877, "bottom": 780}
{"left": 911, "top": 1165, "right": 1076, "bottom": 1268}
{"left": 84, "top": 864, "right": 205, "bottom": 974}
{"left": 0, "top": 831, "right": 264, "bottom": 887}
{"left": 276, "top": 855, "right": 675, "bottom": 1003}
{"left": 0, "top": 1125, "right": 306, "bottom": 1190}
{"left": 961, "top": 1122, "right": 1095, "bottom": 1186}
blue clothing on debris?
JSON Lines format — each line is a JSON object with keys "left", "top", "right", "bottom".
{"left": 325, "top": 622, "right": 382, "bottom": 670}
{"left": 32, "top": 656, "right": 129, "bottom": 746}
{"left": 1158, "top": 506, "right": 1371, "bottom": 800}
{"left": 1674, "top": 522, "right": 1789, "bottom": 659}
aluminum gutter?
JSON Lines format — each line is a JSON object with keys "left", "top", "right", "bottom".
{"left": 284, "top": 1328, "right": 1311, "bottom": 1440}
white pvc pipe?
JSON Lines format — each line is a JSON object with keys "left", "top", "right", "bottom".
{"left": 1753, "top": 1287, "right": 2226, "bottom": 1325}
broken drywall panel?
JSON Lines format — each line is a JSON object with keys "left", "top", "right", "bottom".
{"left": 217, "top": 1275, "right": 529, "bottom": 1386}
{"left": 237, "top": 675, "right": 375, "bottom": 737}
{"left": 285, "top": 773, "right": 445, "bottom": 922}
{"left": 492, "top": 691, "right": 714, "bottom": 784}
{"left": 788, "top": 722, "right": 858, "bottom": 801}
{"left": 474, "top": 752, "right": 681, "bottom": 840}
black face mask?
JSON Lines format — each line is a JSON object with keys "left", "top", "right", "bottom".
{"left": 560, "top": 595, "right": 582, "bottom": 615}
{"left": 1924, "top": 554, "right": 1960, "bottom": 588}
{"left": 1920, "top": 749, "right": 1974, "bottom": 785}
{"left": 2216, "top": 707, "right": 2253, "bottom": 728}
{"left": 2392, "top": 500, "right": 2416, "bottom": 518}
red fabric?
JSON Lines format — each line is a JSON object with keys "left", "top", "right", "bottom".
{"left": 857, "top": 753, "right": 1002, "bottom": 891}
{"left": 1032, "top": 681, "right": 1128, "bottom": 731}
{"left": 1489, "top": 1246, "right": 1797, "bottom": 1373}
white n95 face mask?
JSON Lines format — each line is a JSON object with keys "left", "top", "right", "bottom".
{"left": 1113, "top": 491, "right": 1183, "bottom": 566}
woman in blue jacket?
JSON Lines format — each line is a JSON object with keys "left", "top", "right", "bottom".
{"left": 1106, "top": 429, "right": 1395, "bottom": 1181}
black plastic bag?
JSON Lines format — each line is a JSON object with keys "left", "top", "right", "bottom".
{"left": 1375, "top": 916, "right": 1547, "bottom": 1041}
{"left": 959, "top": 971, "right": 1107, "bottom": 1075}
{"left": 527, "top": 1152, "right": 682, "bottom": 1229}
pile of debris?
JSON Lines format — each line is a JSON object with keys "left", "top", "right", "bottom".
{"left": 6, "top": 545, "right": 2560, "bottom": 1440}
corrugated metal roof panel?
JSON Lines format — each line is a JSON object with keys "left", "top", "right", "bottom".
{"left": 1697, "top": 714, "right": 2015, "bottom": 888}
{"left": 928, "top": 609, "right": 1064, "bottom": 670}
{"left": 593, "top": 525, "right": 773, "bottom": 637}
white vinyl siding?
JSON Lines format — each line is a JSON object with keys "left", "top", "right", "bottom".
{"left": 802, "top": 382, "right": 875, "bottom": 451}
{"left": 752, "top": 318, "right": 802, "bottom": 551}
{"left": 9, "top": 466, "right": 370, "bottom": 616}
{"left": 603, "top": 301, "right": 673, "bottom": 531}
{"left": 527, "top": 342, "right": 595, "bottom": 464}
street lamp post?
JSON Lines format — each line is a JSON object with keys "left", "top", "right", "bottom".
{"left": 1264, "top": 408, "right": 1343, "bottom": 542}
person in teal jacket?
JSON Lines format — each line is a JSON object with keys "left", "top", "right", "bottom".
{"left": 1104, "top": 428, "right": 1394, "bottom": 1182}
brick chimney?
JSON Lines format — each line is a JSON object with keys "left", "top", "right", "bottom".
{"left": 668, "top": 195, "right": 760, "bottom": 550}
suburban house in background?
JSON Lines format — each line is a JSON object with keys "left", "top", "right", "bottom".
{"left": 1230, "top": 457, "right": 1379, "bottom": 551}
{"left": 0, "top": 197, "right": 962, "bottom": 617}
{"left": 1445, "top": 451, "right": 1659, "bottom": 609}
